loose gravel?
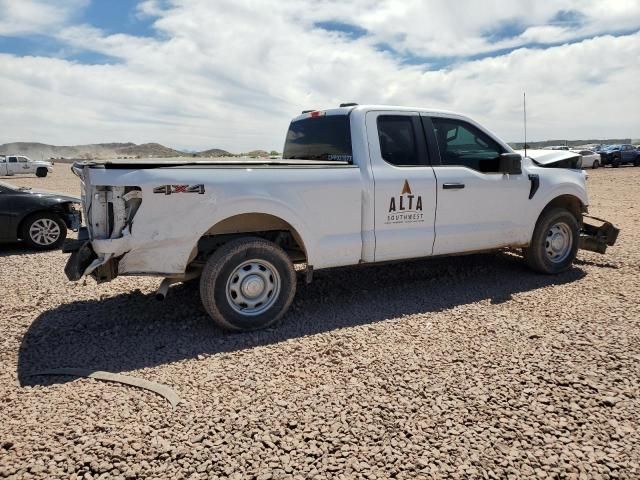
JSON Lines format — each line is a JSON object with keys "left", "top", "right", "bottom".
{"left": 1, "top": 167, "right": 639, "bottom": 479}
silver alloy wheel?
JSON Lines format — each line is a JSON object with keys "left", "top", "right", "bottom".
{"left": 225, "top": 259, "right": 281, "bottom": 316}
{"left": 545, "top": 222, "right": 573, "bottom": 263}
{"left": 29, "top": 218, "right": 61, "bottom": 246}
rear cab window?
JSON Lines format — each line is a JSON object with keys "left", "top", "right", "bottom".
{"left": 283, "top": 113, "right": 352, "bottom": 162}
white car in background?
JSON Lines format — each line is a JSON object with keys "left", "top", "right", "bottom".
{"left": 0, "top": 155, "right": 53, "bottom": 177}
{"left": 572, "top": 149, "right": 601, "bottom": 169}
{"left": 543, "top": 145, "right": 570, "bottom": 151}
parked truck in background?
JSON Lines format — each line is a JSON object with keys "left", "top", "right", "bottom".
{"left": 0, "top": 155, "right": 53, "bottom": 177}
{"left": 598, "top": 144, "right": 640, "bottom": 167}
{"left": 63, "top": 104, "right": 619, "bottom": 331}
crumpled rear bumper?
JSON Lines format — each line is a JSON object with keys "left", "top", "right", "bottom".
{"left": 579, "top": 215, "right": 619, "bottom": 254}
{"left": 62, "top": 228, "right": 95, "bottom": 281}
{"left": 63, "top": 227, "right": 120, "bottom": 282}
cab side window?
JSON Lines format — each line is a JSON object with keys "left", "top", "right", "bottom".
{"left": 377, "top": 115, "right": 421, "bottom": 166}
{"left": 8, "top": 157, "right": 17, "bottom": 163}
{"left": 432, "top": 118, "right": 504, "bottom": 173}
{"left": 18, "top": 157, "right": 27, "bottom": 163}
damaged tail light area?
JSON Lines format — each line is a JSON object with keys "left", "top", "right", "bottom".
{"left": 88, "top": 186, "right": 142, "bottom": 240}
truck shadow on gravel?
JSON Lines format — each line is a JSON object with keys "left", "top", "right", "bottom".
{"left": 18, "top": 252, "right": 586, "bottom": 387}
{"left": 0, "top": 243, "right": 37, "bottom": 258}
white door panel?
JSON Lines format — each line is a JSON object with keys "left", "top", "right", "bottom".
{"left": 425, "top": 115, "right": 532, "bottom": 255}
{"left": 366, "top": 111, "right": 437, "bottom": 262}
{"left": 432, "top": 167, "right": 531, "bottom": 254}
{"left": 7, "top": 158, "right": 19, "bottom": 175}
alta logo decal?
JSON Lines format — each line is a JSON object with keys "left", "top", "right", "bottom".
{"left": 386, "top": 179, "right": 424, "bottom": 224}
{"left": 153, "top": 184, "right": 205, "bottom": 195}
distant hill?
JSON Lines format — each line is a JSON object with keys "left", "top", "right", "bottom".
{"left": 0, "top": 142, "right": 235, "bottom": 160}
{"left": 197, "top": 148, "right": 233, "bottom": 157}
{"left": 115, "top": 142, "right": 184, "bottom": 157}
{"left": 243, "top": 150, "right": 270, "bottom": 157}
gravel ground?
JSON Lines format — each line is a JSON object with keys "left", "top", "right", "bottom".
{"left": 1, "top": 167, "right": 639, "bottom": 479}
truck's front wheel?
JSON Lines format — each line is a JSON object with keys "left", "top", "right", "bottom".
{"left": 523, "top": 208, "right": 579, "bottom": 274}
{"left": 199, "top": 237, "right": 296, "bottom": 331}
{"left": 36, "top": 167, "right": 48, "bottom": 177}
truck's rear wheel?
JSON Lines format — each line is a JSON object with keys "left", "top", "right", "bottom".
{"left": 523, "top": 208, "right": 579, "bottom": 274}
{"left": 36, "top": 167, "right": 48, "bottom": 177}
{"left": 199, "top": 237, "right": 296, "bottom": 331}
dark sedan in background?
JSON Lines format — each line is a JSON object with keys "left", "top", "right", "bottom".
{"left": 0, "top": 181, "right": 81, "bottom": 249}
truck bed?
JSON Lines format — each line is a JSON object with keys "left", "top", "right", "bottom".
{"left": 74, "top": 157, "right": 352, "bottom": 169}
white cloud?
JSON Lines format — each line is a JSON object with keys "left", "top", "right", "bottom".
{"left": 0, "top": 0, "right": 638, "bottom": 151}
{"left": 0, "top": 0, "right": 88, "bottom": 36}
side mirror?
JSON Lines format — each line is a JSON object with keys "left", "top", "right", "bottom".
{"left": 499, "top": 153, "right": 522, "bottom": 175}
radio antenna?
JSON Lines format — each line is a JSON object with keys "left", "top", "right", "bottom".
{"left": 523, "top": 91, "right": 527, "bottom": 157}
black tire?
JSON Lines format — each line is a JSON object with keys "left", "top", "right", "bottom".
{"left": 36, "top": 167, "right": 48, "bottom": 177}
{"left": 21, "top": 212, "right": 67, "bottom": 250}
{"left": 523, "top": 208, "right": 580, "bottom": 274}
{"left": 199, "top": 237, "right": 296, "bottom": 331}
{"left": 592, "top": 160, "right": 599, "bottom": 169}
{"left": 612, "top": 156, "right": 621, "bottom": 168}
{"left": 634, "top": 157, "right": 640, "bottom": 167}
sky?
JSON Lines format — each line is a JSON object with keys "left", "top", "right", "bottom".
{"left": 0, "top": 0, "right": 639, "bottom": 152}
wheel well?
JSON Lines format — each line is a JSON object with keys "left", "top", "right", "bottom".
{"left": 542, "top": 195, "right": 584, "bottom": 222}
{"left": 195, "top": 213, "right": 307, "bottom": 264}
{"left": 17, "top": 209, "right": 65, "bottom": 238}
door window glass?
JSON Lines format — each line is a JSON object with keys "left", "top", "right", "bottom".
{"left": 18, "top": 157, "right": 27, "bottom": 163}
{"left": 8, "top": 157, "right": 17, "bottom": 163}
{"left": 432, "top": 118, "right": 504, "bottom": 172}
{"left": 377, "top": 115, "right": 421, "bottom": 166}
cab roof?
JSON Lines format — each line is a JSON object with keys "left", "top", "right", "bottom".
{"left": 292, "top": 104, "right": 462, "bottom": 122}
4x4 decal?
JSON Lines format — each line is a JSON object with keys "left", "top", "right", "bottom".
{"left": 153, "top": 184, "right": 205, "bottom": 195}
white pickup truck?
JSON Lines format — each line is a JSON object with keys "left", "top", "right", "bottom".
{"left": 64, "top": 105, "right": 618, "bottom": 331}
{"left": 0, "top": 155, "right": 53, "bottom": 177}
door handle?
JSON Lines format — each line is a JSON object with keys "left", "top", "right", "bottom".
{"left": 442, "top": 183, "right": 465, "bottom": 190}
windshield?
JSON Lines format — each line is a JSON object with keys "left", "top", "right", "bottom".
{"left": 604, "top": 144, "right": 621, "bottom": 150}
{"left": 283, "top": 115, "right": 352, "bottom": 162}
